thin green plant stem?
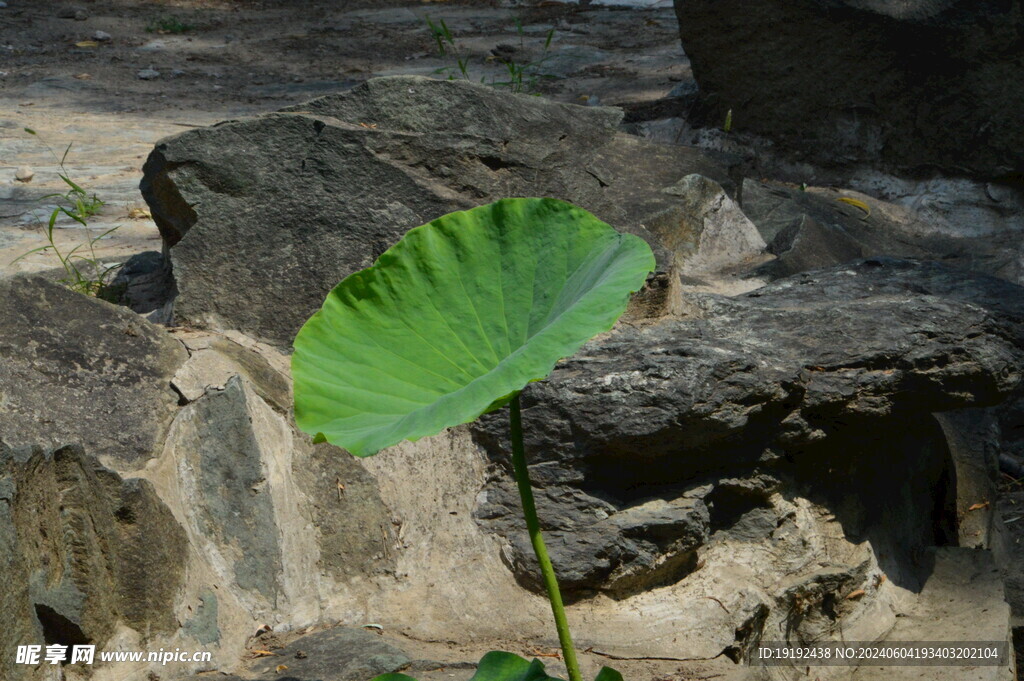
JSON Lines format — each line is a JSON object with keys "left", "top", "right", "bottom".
{"left": 509, "top": 394, "right": 583, "bottom": 681}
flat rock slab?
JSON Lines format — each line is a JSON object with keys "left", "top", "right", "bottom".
{"left": 739, "top": 179, "right": 1024, "bottom": 286}
{"left": 247, "top": 627, "right": 410, "bottom": 681}
{"left": 479, "top": 257, "right": 1024, "bottom": 472}
{"left": 141, "top": 75, "right": 731, "bottom": 347}
{"left": 0, "top": 275, "right": 187, "bottom": 467}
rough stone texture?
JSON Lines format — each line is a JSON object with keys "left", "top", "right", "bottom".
{"left": 645, "top": 174, "right": 770, "bottom": 295}
{"left": 295, "top": 441, "right": 397, "bottom": 582}
{"left": 673, "top": 0, "right": 1024, "bottom": 178}
{"left": 152, "top": 373, "right": 396, "bottom": 629}
{"left": 247, "top": 627, "right": 410, "bottom": 681}
{"left": 740, "top": 179, "right": 1024, "bottom": 285}
{"left": 0, "top": 441, "right": 187, "bottom": 681}
{"left": 472, "top": 259, "right": 1023, "bottom": 598}
{"left": 165, "top": 376, "right": 293, "bottom": 604}
{"left": 140, "top": 75, "right": 733, "bottom": 347}
{"left": 0, "top": 275, "right": 187, "bottom": 468}
{"left": 171, "top": 332, "right": 291, "bottom": 411}
{"left": 105, "top": 250, "right": 176, "bottom": 318}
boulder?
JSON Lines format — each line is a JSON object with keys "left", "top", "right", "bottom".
{"left": 472, "top": 259, "right": 1024, "bottom": 599}
{"left": 739, "top": 179, "right": 1024, "bottom": 285}
{"left": 673, "top": 0, "right": 1024, "bottom": 178}
{"left": 140, "top": 75, "right": 733, "bottom": 347}
{"left": 0, "top": 441, "right": 187, "bottom": 681}
{"left": 105, "top": 250, "right": 176, "bottom": 323}
{"left": 0, "top": 275, "right": 187, "bottom": 468}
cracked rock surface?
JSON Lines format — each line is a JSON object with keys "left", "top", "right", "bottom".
{"left": 473, "top": 258, "right": 1024, "bottom": 597}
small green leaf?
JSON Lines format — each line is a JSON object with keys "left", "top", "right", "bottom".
{"left": 9, "top": 245, "right": 54, "bottom": 264}
{"left": 59, "top": 206, "right": 88, "bottom": 226}
{"left": 24, "top": 127, "right": 37, "bottom": 135}
{"left": 592, "top": 667, "right": 623, "bottom": 681}
{"left": 293, "top": 198, "right": 654, "bottom": 457}
{"left": 60, "top": 173, "right": 87, "bottom": 195}
{"left": 472, "top": 652, "right": 557, "bottom": 681}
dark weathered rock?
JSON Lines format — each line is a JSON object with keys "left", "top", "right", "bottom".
{"left": 247, "top": 627, "right": 410, "bottom": 681}
{"left": 104, "top": 250, "right": 176, "bottom": 322}
{"left": 0, "top": 441, "right": 187, "bottom": 681}
{"left": 473, "top": 259, "right": 1024, "bottom": 596}
{"left": 0, "top": 276, "right": 187, "bottom": 467}
{"left": 673, "top": 0, "right": 1024, "bottom": 178}
{"left": 141, "top": 75, "right": 733, "bottom": 347}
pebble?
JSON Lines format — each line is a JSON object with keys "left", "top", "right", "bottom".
{"left": 137, "top": 68, "right": 160, "bottom": 80}
{"left": 14, "top": 166, "right": 34, "bottom": 182}
{"left": 138, "top": 40, "right": 166, "bottom": 52}
{"left": 58, "top": 7, "right": 88, "bottom": 20}
{"left": 93, "top": 30, "right": 112, "bottom": 42}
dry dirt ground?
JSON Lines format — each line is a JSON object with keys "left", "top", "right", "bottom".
{"left": 0, "top": 0, "right": 687, "bottom": 276}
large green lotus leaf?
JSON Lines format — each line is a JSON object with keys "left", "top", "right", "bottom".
{"left": 292, "top": 197, "right": 655, "bottom": 456}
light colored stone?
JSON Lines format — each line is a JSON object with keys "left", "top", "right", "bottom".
{"left": 13, "top": 166, "right": 33, "bottom": 182}
{"left": 647, "top": 173, "right": 770, "bottom": 294}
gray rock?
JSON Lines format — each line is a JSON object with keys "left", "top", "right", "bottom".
{"left": 137, "top": 68, "right": 160, "bottom": 80}
{"left": 0, "top": 276, "right": 187, "bottom": 467}
{"left": 140, "top": 75, "right": 733, "bottom": 347}
{"left": 57, "top": 6, "right": 85, "bottom": 19}
{"left": 170, "top": 335, "right": 289, "bottom": 409}
{"left": 14, "top": 166, "right": 33, "bottom": 182}
{"left": 472, "top": 259, "right": 1024, "bottom": 596}
{"left": 673, "top": 0, "right": 1024, "bottom": 177}
{"left": 247, "top": 627, "right": 410, "bottom": 681}
{"left": 739, "top": 179, "right": 1024, "bottom": 284}
{"left": 93, "top": 30, "right": 112, "bottom": 42}
{"left": 647, "top": 174, "right": 769, "bottom": 294}
{"left": 295, "top": 441, "right": 397, "bottom": 581}
{"left": 161, "top": 373, "right": 395, "bottom": 611}
{"left": 0, "top": 441, "right": 187, "bottom": 681}
{"left": 172, "top": 376, "right": 283, "bottom": 602}
{"left": 182, "top": 588, "right": 219, "bottom": 645}
{"left": 105, "top": 250, "right": 175, "bottom": 316}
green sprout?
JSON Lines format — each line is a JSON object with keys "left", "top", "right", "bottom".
{"left": 13, "top": 128, "right": 119, "bottom": 296}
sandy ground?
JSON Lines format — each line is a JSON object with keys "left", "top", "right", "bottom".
{"left": 0, "top": 0, "right": 692, "bottom": 277}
